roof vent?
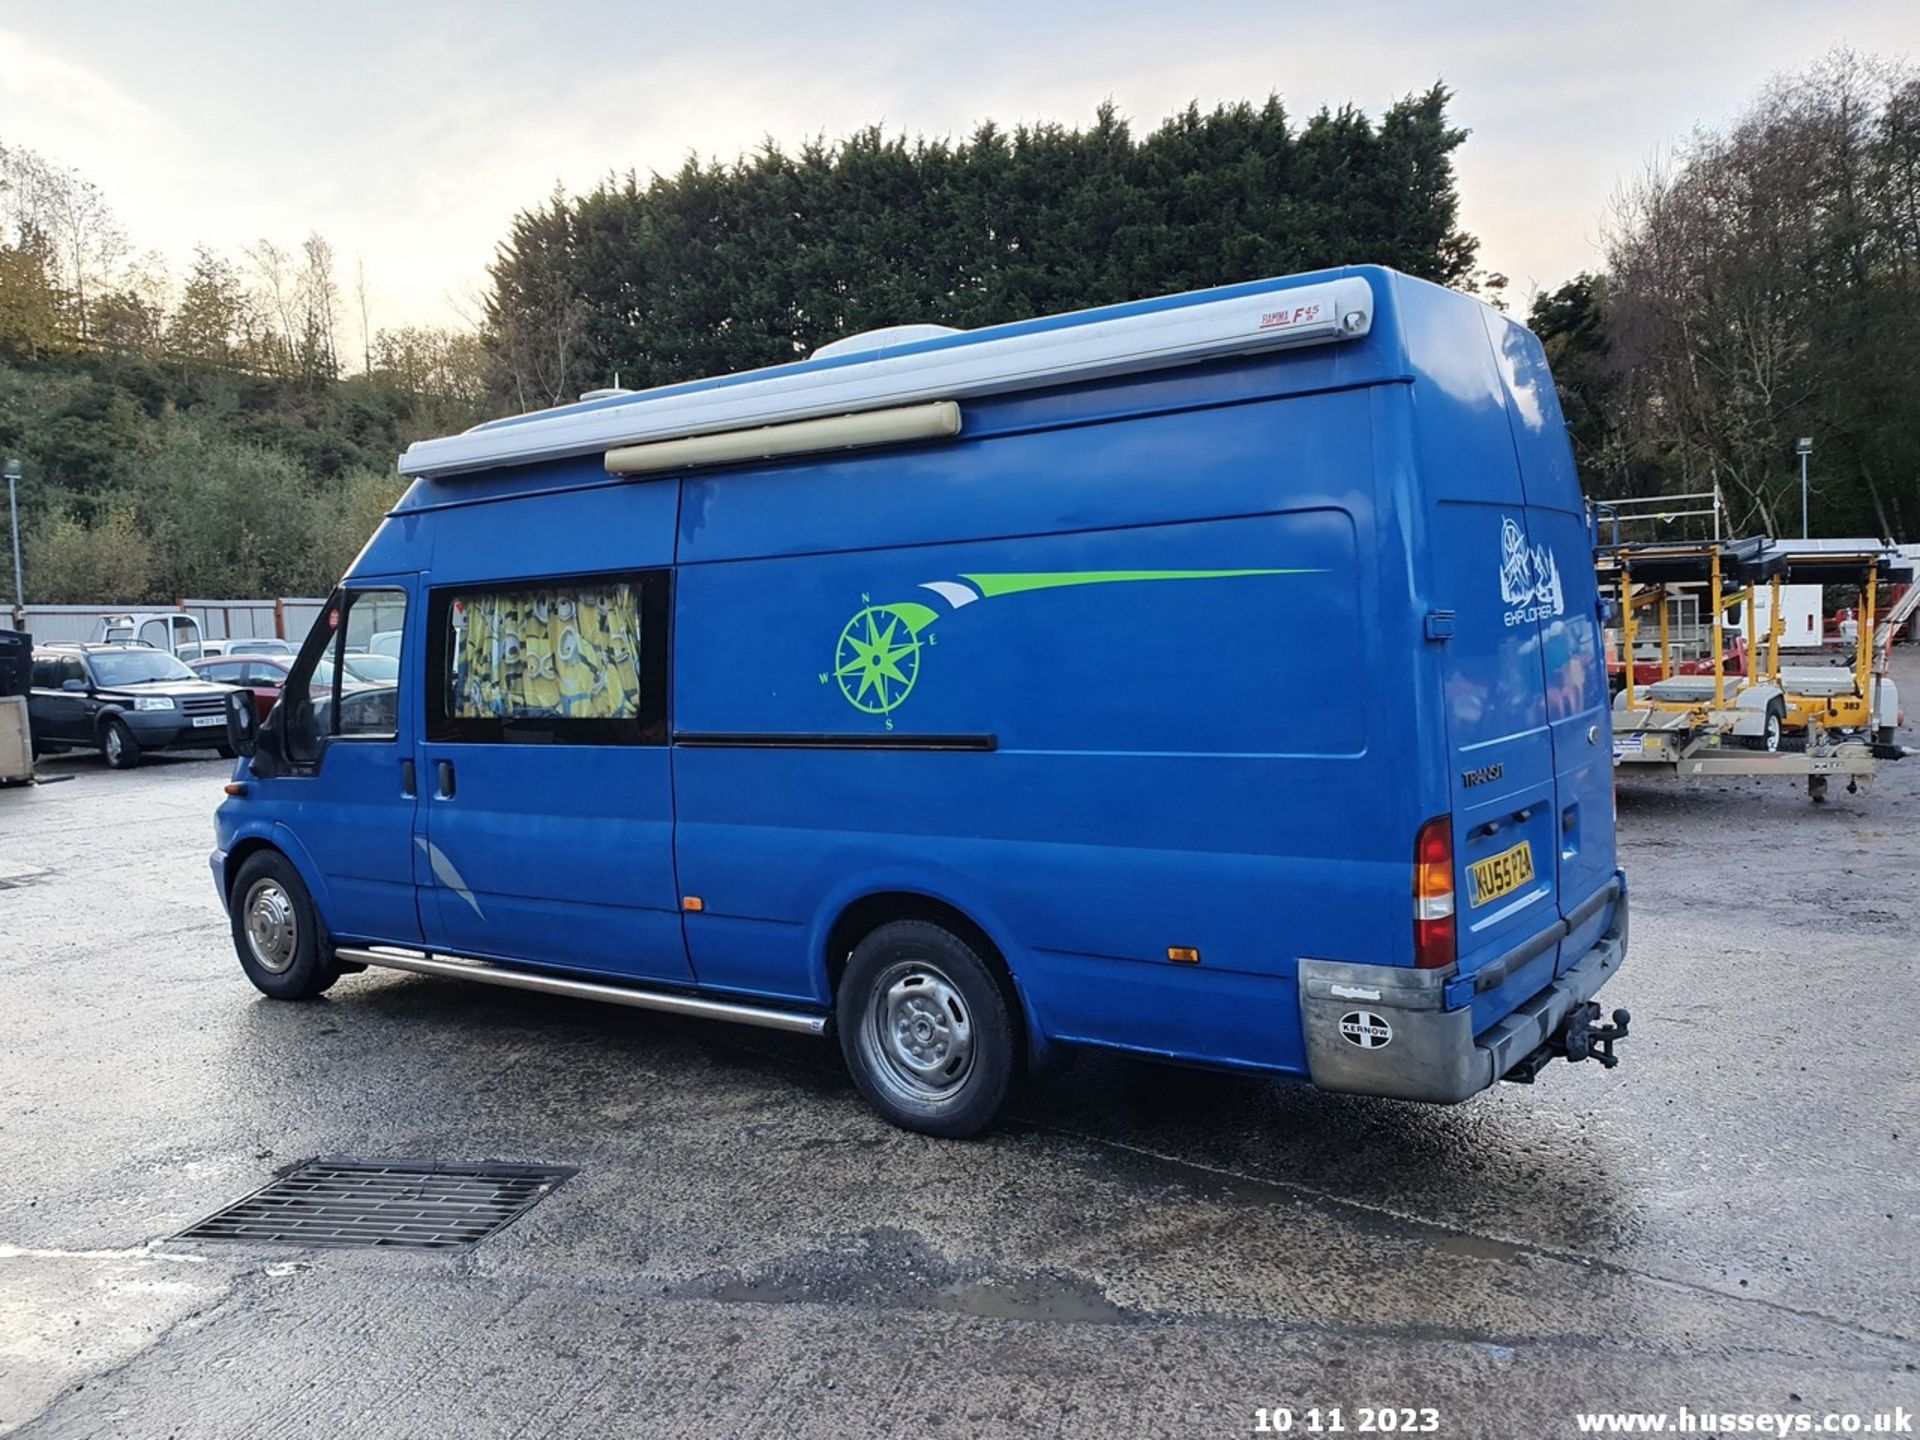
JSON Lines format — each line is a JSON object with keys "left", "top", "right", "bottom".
{"left": 812, "top": 324, "right": 962, "bottom": 361}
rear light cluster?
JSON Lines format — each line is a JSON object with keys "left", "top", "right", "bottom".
{"left": 1413, "top": 815, "right": 1456, "bottom": 970}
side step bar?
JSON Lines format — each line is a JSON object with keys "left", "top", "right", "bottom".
{"left": 333, "top": 946, "right": 829, "bottom": 1037}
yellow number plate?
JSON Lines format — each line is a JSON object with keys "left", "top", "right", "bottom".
{"left": 1468, "top": 840, "right": 1536, "bottom": 907}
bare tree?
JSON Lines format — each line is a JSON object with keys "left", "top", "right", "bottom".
{"left": 297, "top": 232, "right": 342, "bottom": 382}
{"left": 0, "top": 140, "right": 127, "bottom": 342}
{"left": 1597, "top": 50, "right": 1920, "bottom": 537}
{"left": 354, "top": 256, "right": 372, "bottom": 376}
{"left": 245, "top": 238, "right": 299, "bottom": 376}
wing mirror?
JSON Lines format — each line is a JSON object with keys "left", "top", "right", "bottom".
{"left": 61, "top": 678, "right": 88, "bottom": 693}
{"left": 224, "top": 687, "right": 260, "bottom": 758}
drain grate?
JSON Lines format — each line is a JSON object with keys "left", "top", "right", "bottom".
{"left": 175, "top": 1158, "right": 575, "bottom": 1250}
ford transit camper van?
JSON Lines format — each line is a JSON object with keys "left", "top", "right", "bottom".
{"left": 214, "top": 265, "right": 1629, "bottom": 1136}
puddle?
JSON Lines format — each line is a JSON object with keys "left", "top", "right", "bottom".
{"left": 671, "top": 1226, "right": 1133, "bottom": 1324}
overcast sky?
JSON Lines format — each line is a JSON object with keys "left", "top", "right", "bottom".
{"left": 2, "top": 0, "right": 1916, "bottom": 340}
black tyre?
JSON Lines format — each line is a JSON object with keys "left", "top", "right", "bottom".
{"left": 1744, "top": 699, "right": 1785, "bottom": 752}
{"left": 216, "top": 743, "right": 238, "bottom": 760}
{"left": 228, "top": 851, "right": 341, "bottom": 1000}
{"left": 836, "top": 919, "right": 1017, "bottom": 1138}
{"left": 100, "top": 717, "right": 142, "bottom": 769}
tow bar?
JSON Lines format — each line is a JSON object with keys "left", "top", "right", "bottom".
{"left": 1502, "top": 1003, "right": 1631, "bottom": 1085}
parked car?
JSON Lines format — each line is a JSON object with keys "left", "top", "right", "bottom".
{"left": 187, "top": 655, "right": 295, "bottom": 723}
{"left": 178, "top": 637, "right": 297, "bottom": 662}
{"left": 188, "top": 652, "right": 396, "bottom": 725}
{"left": 30, "top": 643, "right": 240, "bottom": 767}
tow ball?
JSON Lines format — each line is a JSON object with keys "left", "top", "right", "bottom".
{"left": 1502, "top": 1003, "right": 1632, "bottom": 1084}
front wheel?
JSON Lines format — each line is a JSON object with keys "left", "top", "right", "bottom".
{"left": 100, "top": 718, "right": 142, "bottom": 769}
{"left": 836, "top": 920, "right": 1017, "bottom": 1138}
{"left": 228, "top": 851, "right": 341, "bottom": 999}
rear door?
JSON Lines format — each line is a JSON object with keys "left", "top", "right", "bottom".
{"left": 1427, "top": 468, "right": 1567, "bottom": 995}
{"left": 1481, "top": 312, "right": 1618, "bottom": 969}
{"left": 30, "top": 655, "right": 88, "bottom": 744}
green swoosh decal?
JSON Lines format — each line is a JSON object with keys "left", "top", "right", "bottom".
{"left": 883, "top": 602, "right": 941, "bottom": 634}
{"left": 957, "top": 568, "right": 1320, "bottom": 598}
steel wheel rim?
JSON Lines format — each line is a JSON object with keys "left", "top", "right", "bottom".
{"left": 859, "top": 960, "right": 975, "bottom": 1105}
{"left": 243, "top": 878, "right": 299, "bottom": 974}
{"left": 1764, "top": 714, "right": 1781, "bottom": 752}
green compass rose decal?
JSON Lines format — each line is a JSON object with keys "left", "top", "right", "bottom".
{"left": 823, "top": 568, "right": 1320, "bottom": 725}
{"left": 833, "top": 601, "right": 938, "bottom": 716}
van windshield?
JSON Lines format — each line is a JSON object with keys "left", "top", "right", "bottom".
{"left": 91, "top": 650, "right": 196, "bottom": 687}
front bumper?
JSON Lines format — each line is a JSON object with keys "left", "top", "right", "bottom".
{"left": 1298, "top": 881, "right": 1629, "bottom": 1104}
{"left": 126, "top": 710, "right": 228, "bottom": 748}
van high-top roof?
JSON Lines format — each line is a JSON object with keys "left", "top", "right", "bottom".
{"left": 397, "top": 268, "right": 1383, "bottom": 482}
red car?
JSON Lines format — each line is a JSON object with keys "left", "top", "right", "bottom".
{"left": 1606, "top": 634, "right": 1751, "bottom": 692}
{"left": 187, "top": 651, "right": 399, "bottom": 724}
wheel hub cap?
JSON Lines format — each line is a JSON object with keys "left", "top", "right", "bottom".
{"left": 243, "top": 880, "right": 298, "bottom": 974}
{"left": 864, "top": 962, "right": 975, "bottom": 1103}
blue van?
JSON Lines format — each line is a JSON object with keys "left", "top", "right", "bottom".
{"left": 213, "top": 265, "right": 1629, "bottom": 1136}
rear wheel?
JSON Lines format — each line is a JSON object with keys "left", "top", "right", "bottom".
{"left": 836, "top": 920, "right": 1017, "bottom": 1138}
{"left": 229, "top": 851, "right": 341, "bottom": 999}
{"left": 100, "top": 718, "right": 141, "bottom": 769}
{"left": 1744, "top": 699, "right": 1784, "bottom": 752}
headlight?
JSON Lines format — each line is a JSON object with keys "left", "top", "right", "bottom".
{"left": 133, "top": 696, "right": 176, "bottom": 711}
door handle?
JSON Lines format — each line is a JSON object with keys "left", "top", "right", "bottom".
{"left": 400, "top": 758, "right": 416, "bottom": 797}
{"left": 435, "top": 759, "right": 456, "bottom": 799}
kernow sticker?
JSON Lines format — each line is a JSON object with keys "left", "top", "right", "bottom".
{"left": 1499, "top": 515, "right": 1564, "bottom": 626}
{"left": 1338, "top": 1010, "right": 1393, "bottom": 1050}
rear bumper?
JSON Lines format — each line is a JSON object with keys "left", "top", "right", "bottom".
{"left": 1298, "top": 879, "right": 1629, "bottom": 1104}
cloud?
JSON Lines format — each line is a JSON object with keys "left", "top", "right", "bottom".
{"left": 3, "top": 1, "right": 1918, "bottom": 335}
{"left": 0, "top": 25, "right": 157, "bottom": 140}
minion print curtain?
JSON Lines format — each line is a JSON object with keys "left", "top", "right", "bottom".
{"left": 449, "top": 584, "right": 642, "bottom": 720}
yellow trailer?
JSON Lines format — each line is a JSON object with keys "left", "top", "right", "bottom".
{"left": 1598, "top": 537, "right": 1891, "bottom": 803}
{"left": 1760, "top": 542, "right": 1912, "bottom": 744}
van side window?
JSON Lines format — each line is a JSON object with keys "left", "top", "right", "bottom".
{"left": 283, "top": 587, "right": 409, "bottom": 762}
{"left": 426, "top": 572, "right": 668, "bottom": 745}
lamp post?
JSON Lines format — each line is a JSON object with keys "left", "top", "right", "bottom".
{"left": 1795, "top": 437, "right": 1813, "bottom": 539}
{"left": 3, "top": 458, "right": 21, "bottom": 629}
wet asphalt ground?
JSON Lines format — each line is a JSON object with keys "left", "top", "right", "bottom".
{"left": 1, "top": 654, "right": 1915, "bottom": 1440}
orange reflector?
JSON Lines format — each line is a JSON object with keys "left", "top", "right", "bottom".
{"left": 1166, "top": 946, "right": 1200, "bottom": 965}
{"left": 223, "top": 782, "right": 248, "bottom": 797}
{"left": 681, "top": 896, "right": 705, "bottom": 912}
